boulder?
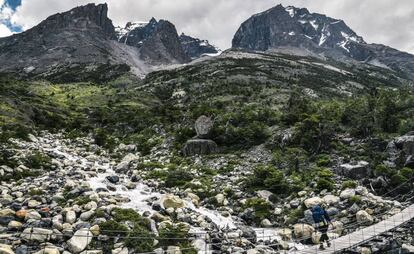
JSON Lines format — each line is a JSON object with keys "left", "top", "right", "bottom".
{"left": 0, "top": 244, "right": 14, "bottom": 254}
{"left": 215, "top": 194, "right": 225, "bottom": 205}
{"left": 166, "top": 246, "right": 181, "bottom": 254}
{"left": 195, "top": 115, "right": 214, "bottom": 138}
{"left": 277, "top": 228, "right": 292, "bottom": 241}
{"left": 67, "top": 228, "right": 93, "bottom": 253}
{"left": 338, "top": 161, "right": 370, "bottom": 179}
{"left": 0, "top": 209, "right": 15, "bottom": 217}
{"left": 293, "top": 224, "right": 315, "bottom": 239}
{"left": 8, "top": 220, "right": 22, "bottom": 229}
{"left": 33, "top": 246, "right": 60, "bottom": 254}
{"left": 402, "top": 244, "right": 414, "bottom": 253}
{"left": 65, "top": 210, "right": 77, "bottom": 224}
{"left": 356, "top": 210, "right": 374, "bottom": 224}
{"left": 182, "top": 139, "right": 218, "bottom": 156}
{"left": 329, "top": 221, "right": 344, "bottom": 235}
{"left": 162, "top": 195, "right": 185, "bottom": 209}
{"left": 261, "top": 219, "right": 272, "bottom": 227}
{"left": 105, "top": 175, "right": 119, "bottom": 184}
{"left": 311, "top": 231, "right": 322, "bottom": 244}
{"left": 340, "top": 189, "right": 356, "bottom": 199}
{"left": 25, "top": 211, "right": 42, "bottom": 221}
{"left": 323, "top": 195, "right": 340, "bottom": 205}
{"left": 304, "top": 197, "right": 323, "bottom": 208}
{"left": 21, "top": 228, "right": 53, "bottom": 242}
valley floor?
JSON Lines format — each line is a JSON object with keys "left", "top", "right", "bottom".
{"left": 1, "top": 132, "right": 413, "bottom": 253}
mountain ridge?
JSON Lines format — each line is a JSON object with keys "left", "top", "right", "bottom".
{"left": 232, "top": 4, "right": 414, "bottom": 81}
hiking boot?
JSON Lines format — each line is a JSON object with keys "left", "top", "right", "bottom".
{"left": 319, "top": 244, "right": 325, "bottom": 250}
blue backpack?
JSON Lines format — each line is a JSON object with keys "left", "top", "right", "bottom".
{"left": 312, "top": 205, "right": 325, "bottom": 223}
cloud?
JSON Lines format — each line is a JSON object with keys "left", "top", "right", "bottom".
{"left": 5, "top": 0, "right": 414, "bottom": 53}
{"left": 0, "top": 23, "right": 12, "bottom": 37}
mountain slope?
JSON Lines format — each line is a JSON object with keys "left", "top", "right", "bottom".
{"left": 232, "top": 4, "right": 414, "bottom": 82}
{"left": 0, "top": 3, "right": 135, "bottom": 82}
{"left": 117, "top": 18, "right": 190, "bottom": 64}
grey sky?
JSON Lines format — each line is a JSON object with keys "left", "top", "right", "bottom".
{"left": 4, "top": 0, "right": 414, "bottom": 53}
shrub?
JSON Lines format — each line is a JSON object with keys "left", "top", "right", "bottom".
{"left": 158, "top": 223, "right": 191, "bottom": 246}
{"left": 25, "top": 152, "right": 52, "bottom": 170}
{"left": 112, "top": 208, "right": 149, "bottom": 228}
{"left": 125, "top": 225, "right": 154, "bottom": 253}
{"left": 165, "top": 169, "right": 193, "bottom": 188}
{"left": 349, "top": 195, "right": 362, "bottom": 204}
{"left": 316, "top": 178, "right": 334, "bottom": 192}
{"left": 93, "top": 128, "right": 117, "bottom": 151}
{"left": 247, "top": 165, "right": 289, "bottom": 195}
{"left": 342, "top": 180, "right": 357, "bottom": 190}
{"left": 374, "top": 164, "right": 391, "bottom": 177}
{"left": 99, "top": 220, "right": 129, "bottom": 237}
{"left": 286, "top": 208, "right": 304, "bottom": 225}
{"left": 400, "top": 168, "right": 414, "bottom": 180}
{"left": 316, "top": 154, "right": 331, "bottom": 167}
{"left": 244, "top": 198, "right": 272, "bottom": 223}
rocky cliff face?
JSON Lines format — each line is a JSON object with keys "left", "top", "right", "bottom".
{"left": 116, "top": 18, "right": 190, "bottom": 64}
{"left": 0, "top": 3, "right": 130, "bottom": 82}
{"left": 232, "top": 4, "right": 414, "bottom": 81}
{"left": 179, "top": 33, "right": 220, "bottom": 59}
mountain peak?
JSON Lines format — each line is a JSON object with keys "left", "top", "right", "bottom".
{"left": 233, "top": 4, "right": 365, "bottom": 52}
{"left": 34, "top": 2, "right": 115, "bottom": 38}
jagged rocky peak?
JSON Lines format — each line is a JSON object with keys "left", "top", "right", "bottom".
{"left": 0, "top": 2, "right": 129, "bottom": 82}
{"left": 116, "top": 17, "right": 190, "bottom": 64}
{"left": 179, "top": 33, "right": 220, "bottom": 59}
{"left": 233, "top": 4, "right": 364, "bottom": 53}
{"left": 34, "top": 3, "right": 115, "bottom": 38}
{"left": 232, "top": 4, "right": 414, "bottom": 82}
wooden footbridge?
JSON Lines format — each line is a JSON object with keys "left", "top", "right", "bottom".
{"left": 295, "top": 204, "right": 414, "bottom": 253}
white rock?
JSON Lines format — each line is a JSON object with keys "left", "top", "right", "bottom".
{"left": 166, "top": 246, "right": 181, "bottom": 254}
{"left": 304, "top": 197, "right": 323, "bottom": 208}
{"left": 0, "top": 244, "right": 14, "bottom": 254}
{"left": 67, "top": 228, "right": 93, "bottom": 253}
{"left": 80, "top": 211, "right": 94, "bottom": 221}
{"left": 162, "top": 195, "right": 185, "bottom": 209}
{"left": 402, "top": 244, "right": 414, "bottom": 253}
{"left": 256, "top": 190, "right": 273, "bottom": 200}
{"left": 323, "top": 195, "right": 340, "bottom": 205}
{"left": 293, "top": 224, "right": 315, "bottom": 239}
{"left": 25, "top": 211, "right": 42, "bottom": 220}
{"left": 261, "top": 219, "right": 272, "bottom": 227}
{"left": 340, "top": 189, "right": 356, "bottom": 199}
{"left": 22, "top": 228, "right": 53, "bottom": 242}
{"left": 215, "top": 194, "right": 225, "bottom": 205}
{"left": 356, "top": 210, "right": 374, "bottom": 224}
{"left": 66, "top": 210, "right": 77, "bottom": 224}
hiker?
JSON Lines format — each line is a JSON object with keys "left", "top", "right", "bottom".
{"left": 312, "top": 204, "right": 332, "bottom": 250}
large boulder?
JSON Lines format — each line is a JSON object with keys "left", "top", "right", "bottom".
{"left": 337, "top": 161, "right": 370, "bottom": 179}
{"left": 323, "top": 195, "right": 340, "bottom": 205}
{"left": 0, "top": 244, "right": 14, "bottom": 254}
{"left": 195, "top": 115, "right": 214, "bottom": 138}
{"left": 182, "top": 139, "right": 218, "bottom": 156}
{"left": 356, "top": 210, "right": 374, "bottom": 224}
{"left": 21, "top": 228, "right": 53, "bottom": 242}
{"left": 304, "top": 197, "right": 323, "bottom": 208}
{"left": 67, "top": 228, "right": 93, "bottom": 253}
{"left": 386, "top": 133, "right": 414, "bottom": 168}
{"left": 340, "top": 189, "right": 356, "bottom": 199}
{"left": 293, "top": 224, "right": 315, "bottom": 239}
{"left": 162, "top": 195, "right": 185, "bottom": 209}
